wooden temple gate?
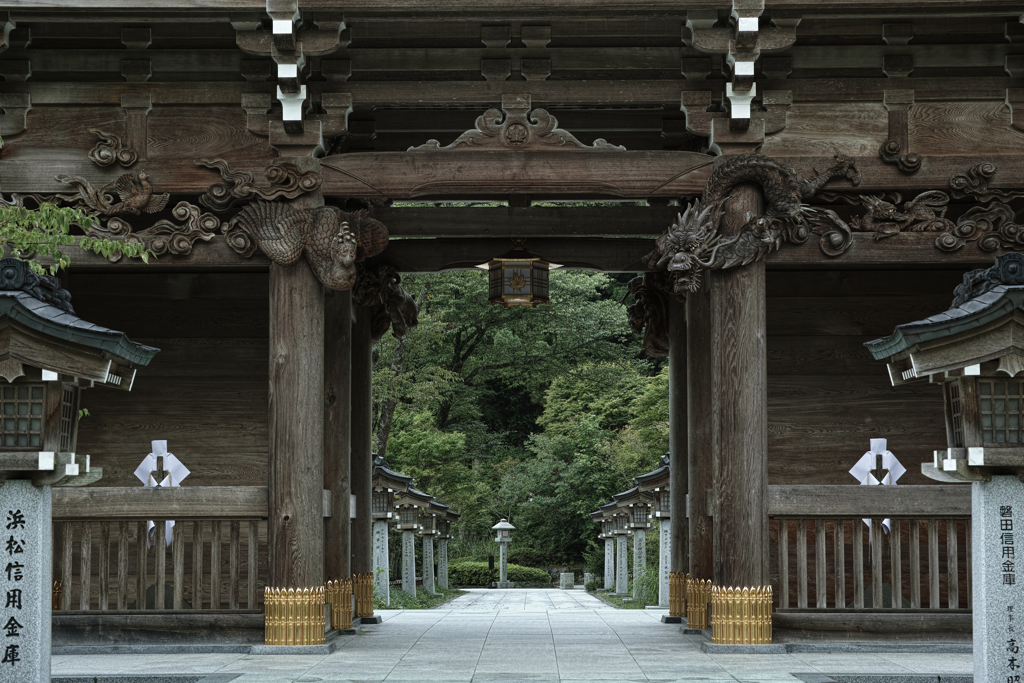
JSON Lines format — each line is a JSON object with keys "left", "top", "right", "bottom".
{"left": 1, "top": 0, "right": 1022, "bottom": 644}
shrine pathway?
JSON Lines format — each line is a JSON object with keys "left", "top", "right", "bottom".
{"left": 52, "top": 588, "right": 974, "bottom": 683}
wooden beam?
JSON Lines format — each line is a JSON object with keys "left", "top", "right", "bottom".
{"left": 668, "top": 298, "right": 688, "bottom": 577}
{"left": 768, "top": 485, "right": 971, "bottom": 518}
{"left": 377, "top": 206, "right": 677, "bottom": 238}
{"left": 52, "top": 486, "right": 269, "bottom": 520}
{"left": 350, "top": 305, "right": 374, "bottom": 577}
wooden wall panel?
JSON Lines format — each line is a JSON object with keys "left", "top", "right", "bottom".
{"left": 147, "top": 107, "right": 272, "bottom": 162}
{"left": 762, "top": 103, "right": 888, "bottom": 158}
{"left": 767, "top": 269, "right": 966, "bottom": 486}
{"left": 2, "top": 107, "right": 123, "bottom": 160}
{"left": 71, "top": 272, "right": 268, "bottom": 488}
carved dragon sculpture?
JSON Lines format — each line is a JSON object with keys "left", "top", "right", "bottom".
{"left": 353, "top": 264, "right": 419, "bottom": 340}
{"left": 642, "top": 152, "right": 861, "bottom": 297}
{"left": 230, "top": 200, "right": 389, "bottom": 291}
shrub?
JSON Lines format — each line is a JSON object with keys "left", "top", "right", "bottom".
{"left": 449, "top": 561, "right": 493, "bottom": 586}
{"left": 449, "top": 560, "right": 553, "bottom": 587}
{"left": 507, "top": 564, "right": 552, "bottom": 586}
{"left": 584, "top": 580, "right": 598, "bottom": 592}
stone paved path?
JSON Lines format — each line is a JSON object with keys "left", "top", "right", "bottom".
{"left": 51, "top": 588, "right": 974, "bottom": 682}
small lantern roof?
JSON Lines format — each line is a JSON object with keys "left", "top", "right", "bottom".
{"left": 491, "top": 518, "right": 516, "bottom": 531}
{"left": 394, "top": 486, "right": 433, "bottom": 508}
{"left": 633, "top": 453, "right": 670, "bottom": 492}
{"left": 428, "top": 499, "right": 449, "bottom": 515}
{"left": 611, "top": 486, "right": 654, "bottom": 507}
{"left": 372, "top": 454, "right": 413, "bottom": 493}
{"left": 867, "top": 254, "right": 1024, "bottom": 384}
{"left": 0, "top": 259, "right": 158, "bottom": 386}
{"left": 444, "top": 508, "right": 462, "bottom": 522}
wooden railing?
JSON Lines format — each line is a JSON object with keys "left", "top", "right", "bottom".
{"left": 768, "top": 485, "right": 972, "bottom": 612}
{"left": 52, "top": 487, "right": 269, "bottom": 613}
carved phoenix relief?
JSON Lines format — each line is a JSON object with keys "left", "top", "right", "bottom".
{"left": 408, "top": 95, "right": 626, "bottom": 152}
{"left": 227, "top": 200, "right": 389, "bottom": 291}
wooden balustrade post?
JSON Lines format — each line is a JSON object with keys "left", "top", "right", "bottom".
{"left": 325, "top": 289, "right": 353, "bottom": 586}
{"left": 268, "top": 155, "right": 326, "bottom": 596}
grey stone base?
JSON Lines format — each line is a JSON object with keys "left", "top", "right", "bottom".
{"left": 682, "top": 627, "right": 709, "bottom": 636}
{"left": 660, "top": 615, "right": 684, "bottom": 624}
{"left": 496, "top": 581, "right": 515, "bottom": 589}
{"left": 789, "top": 642, "right": 972, "bottom": 654}
{"left": 794, "top": 676, "right": 972, "bottom": 683}
{"left": 54, "top": 676, "right": 242, "bottom": 683}
{"left": 54, "top": 629, "right": 347, "bottom": 656}
{"left": 357, "top": 615, "right": 383, "bottom": 625}
{"left": 700, "top": 642, "right": 789, "bottom": 654}
{"left": 249, "top": 640, "right": 338, "bottom": 655}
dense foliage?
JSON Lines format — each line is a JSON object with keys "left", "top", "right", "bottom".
{"left": 374, "top": 268, "right": 670, "bottom": 565}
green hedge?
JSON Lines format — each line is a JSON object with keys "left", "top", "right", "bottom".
{"left": 449, "top": 561, "right": 552, "bottom": 587}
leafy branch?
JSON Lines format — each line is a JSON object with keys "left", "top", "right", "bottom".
{"left": 0, "top": 202, "right": 152, "bottom": 274}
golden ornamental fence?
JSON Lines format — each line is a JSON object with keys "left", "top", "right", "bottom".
{"left": 669, "top": 572, "right": 687, "bottom": 617}
{"left": 52, "top": 581, "right": 62, "bottom": 610}
{"left": 264, "top": 586, "right": 326, "bottom": 646}
{"left": 710, "top": 586, "right": 773, "bottom": 645}
{"left": 686, "top": 578, "right": 713, "bottom": 629}
{"left": 354, "top": 572, "right": 374, "bottom": 618}
{"left": 326, "top": 578, "right": 353, "bottom": 630}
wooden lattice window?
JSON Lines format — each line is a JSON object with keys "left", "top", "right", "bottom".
{"left": 980, "top": 380, "right": 1024, "bottom": 443}
{"left": 59, "top": 384, "right": 78, "bottom": 452}
{"left": 372, "top": 491, "right": 388, "bottom": 515}
{"left": 948, "top": 381, "right": 964, "bottom": 448}
{"left": 632, "top": 506, "right": 646, "bottom": 525}
{"left": 400, "top": 507, "right": 415, "bottom": 526}
{"left": 1, "top": 384, "right": 45, "bottom": 448}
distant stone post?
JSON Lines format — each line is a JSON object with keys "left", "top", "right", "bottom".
{"left": 422, "top": 536, "right": 436, "bottom": 595}
{"left": 632, "top": 529, "right": 646, "bottom": 600}
{"left": 492, "top": 518, "right": 515, "bottom": 588}
{"left": 604, "top": 539, "right": 615, "bottom": 590}
{"left": 401, "top": 530, "right": 416, "bottom": 597}
{"left": 659, "top": 519, "right": 671, "bottom": 608}
{"left": 372, "top": 520, "right": 389, "bottom": 606}
{"left": 615, "top": 534, "right": 628, "bottom": 595}
{"left": 437, "top": 539, "right": 449, "bottom": 590}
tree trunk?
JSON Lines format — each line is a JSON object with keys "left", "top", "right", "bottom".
{"left": 374, "top": 333, "right": 409, "bottom": 458}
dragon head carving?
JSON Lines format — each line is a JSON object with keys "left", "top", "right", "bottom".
{"left": 643, "top": 199, "right": 724, "bottom": 295}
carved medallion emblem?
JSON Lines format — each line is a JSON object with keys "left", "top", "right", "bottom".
{"left": 504, "top": 123, "right": 529, "bottom": 147}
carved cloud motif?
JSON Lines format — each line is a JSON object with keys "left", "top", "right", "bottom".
{"left": 408, "top": 94, "right": 626, "bottom": 152}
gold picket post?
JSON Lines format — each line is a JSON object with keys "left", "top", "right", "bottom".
{"left": 263, "top": 585, "right": 326, "bottom": 646}
{"left": 710, "top": 585, "right": 773, "bottom": 644}
{"left": 325, "top": 579, "right": 354, "bottom": 630}
{"left": 669, "top": 572, "right": 687, "bottom": 617}
{"left": 686, "top": 578, "right": 713, "bottom": 629}
{"left": 52, "top": 581, "right": 62, "bottom": 611}
{"left": 354, "top": 572, "right": 373, "bottom": 618}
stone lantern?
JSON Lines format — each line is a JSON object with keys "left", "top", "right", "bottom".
{"left": 613, "top": 486, "right": 654, "bottom": 600}
{"left": 0, "top": 259, "right": 158, "bottom": 682}
{"left": 371, "top": 456, "right": 412, "bottom": 607}
{"left": 393, "top": 487, "right": 432, "bottom": 596}
{"left": 865, "top": 253, "right": 1024, "bottom": 682}
{"left": 635, "top": 454, "right": 672, "bottom": 608}
{"left": 492, "top": 518, "right": 515, "bottom": 588}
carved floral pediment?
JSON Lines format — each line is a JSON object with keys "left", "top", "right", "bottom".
{"left": 408, "top": 94, "right": 626, "bottom": 152}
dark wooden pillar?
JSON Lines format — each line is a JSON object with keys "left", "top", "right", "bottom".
{"left": 711, "top": 182, "right": 769, "bottom": 588}
{"left": 668, "top": 296, "right": 689, "bottom": 577}
{"left": 268, "top": 263, "right": 325, "bottom": 589}
{"left": 324, "top": 289, "right": 352, "bottom": 582}
{"left": 268, "top": 156, "right": 325, "bottom": 590}
{"left": 687, "top": 278, "right": 714, "bottom": 582}
{"left": 350, "top": 305, "right": 374, "bottom": 577}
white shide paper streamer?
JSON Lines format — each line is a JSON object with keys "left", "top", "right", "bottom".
{"left": 848, "top": 438, "right": 905, "bottom": 535}
{"left": 133, "top": 440, "right": 190, "bottom": 547}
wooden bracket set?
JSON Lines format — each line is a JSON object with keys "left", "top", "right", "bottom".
{"left": 235, "top": 0, "right": 349, "bottom": 155}
{"left": 479, "top": 25, "right": 552, "bottom": 81}
{"left": 680, "top": 88, "right": 790, "bottom": 153}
